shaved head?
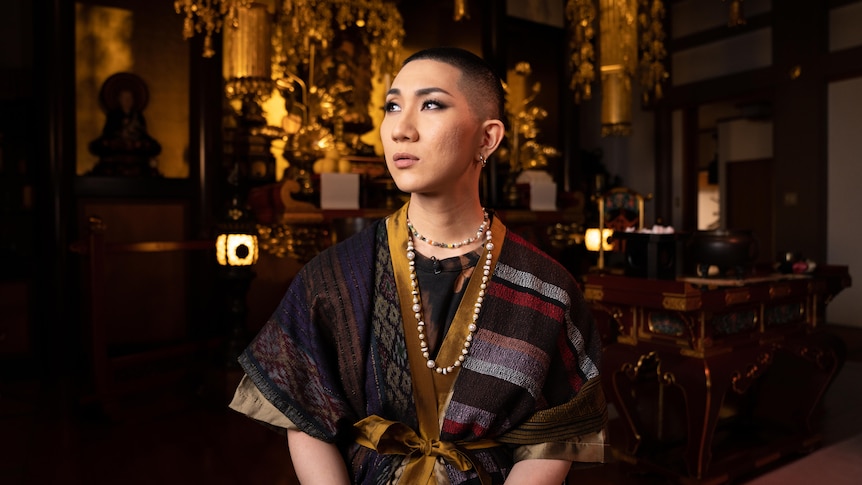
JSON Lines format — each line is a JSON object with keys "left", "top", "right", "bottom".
{"left": 402, "top": 47, "right": 506, "bottom": 123}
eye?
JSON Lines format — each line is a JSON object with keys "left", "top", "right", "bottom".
{"left": 421, "top": 99, "right": 444, "bottom": 110}
{"left": 383, "top": 101, "right": 401, "bottom": 113}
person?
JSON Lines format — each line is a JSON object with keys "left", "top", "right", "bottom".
{"left": 230, "top": 46, "right": 607, "bottom": 484}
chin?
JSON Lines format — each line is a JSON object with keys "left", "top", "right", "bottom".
{"left": 387, "top": 174, "right": 420, "bottom": 194}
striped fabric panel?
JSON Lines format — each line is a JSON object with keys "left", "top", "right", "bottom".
{"left": 427, "top": 230, "right": 607, "bottom": 464}
{"left": 441, "top": 400, "right": 502, "bottom": 437}
{"left": 463, "top": 328, "right": 550, "bottom": 400}
{"left": 494, "top": 261, "right": 571, "bottom": 311}
{"left": 494, "top": 256, "right": 600, "bottom": 383}
{"left": 566, "top": 314, "right": 600, "bottom": 381}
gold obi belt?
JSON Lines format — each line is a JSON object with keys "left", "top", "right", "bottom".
{"left": 354, "top": 415, "right": 499, "bottom": 485}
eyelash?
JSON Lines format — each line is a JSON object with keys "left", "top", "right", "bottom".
{"left": 422, "top": 98, "right": 444, "bottom": 110}
{"left": 383, "top": 98, "right": 446, "bottom": 113}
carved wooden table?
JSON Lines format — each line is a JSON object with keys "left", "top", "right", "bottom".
{"left": 584, "top": 267, "right": 851, "bottom": 484}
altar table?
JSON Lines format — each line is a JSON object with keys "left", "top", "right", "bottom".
{"left": 583, "top": 267, "right": 851, "bottom": 484}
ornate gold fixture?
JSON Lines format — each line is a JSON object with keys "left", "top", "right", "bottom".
{"left": 222, "top": 2, "right": 275, "bottom": 123}
{"left": 503, "top": 62, "right": 560, "bottom": 174}
{"left": 175, "top": 0, "right": 403, "bottom": 140}
{"left": 566, "top": 0, "right": 597, "bottom": 104}
{"left": 216, "top": 232, "right": 259, "bottom": 266}
{"left": 498, "top": 62, "right": 561, "bottom": 208}
{"left": 270, "top": 0, "right": 404, "bottom": 86}
{"left": 175, "top": 0, "right": 233, "bottom": 58}
{"left": 176, "top": 0, "right": 404, "bottom": 198}
{"left": 177, "top": 0, "right": 404, "bottom": 258}
{"left": 638, "top": 0, "right": 668, "bottom": 105}
{"left": 453, "top": 0, "right": 469, "bottom": 21}
{"left": 566, "top": 0, "right": 668, "bottom": 137}
{"left": 599, "top": 0, "right": 638, "bottom": 137}
{"left": 176, "top": 0, "right": 403, "bottom": 80}
{"left": 725, "top": 0, "right": 746, "bottom": 27}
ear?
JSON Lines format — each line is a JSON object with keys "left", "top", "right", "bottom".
{"left": 480, "top": 119, "right": 506, "bottom": 156}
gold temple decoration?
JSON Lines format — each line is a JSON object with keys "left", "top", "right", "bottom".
{"left": 725, "top": 0, "right": 746, "bottom": 27}
{"left": 638, "top": 0, "right": 668, "bottom": 105}
{"left": 222, "top": 2, "right": 274, "bottom": 111}
{"left": 566, "top": 0, "right": 597, "bottom": 104}
{"left": 178, "top": 0, "right": 404, "bottom": 259}
{"left": 176, "top": 0, "right": 404, "bottom": 82}
{"left": 503, "top": 62, "right": 560, "bottom": 174}
{"left": 599, "top": 0, "right": 638, "bottom": 137}
{"left": 453, "top": 0, "right": 469, "bottom": 21}
{"left": 271, "top": 0, "right": 404, "bottom": 85}
{"left": 566, "top": 0, "right": 668, "bottom": 137}
{"left": 175, "top": 0, "right": 233, "bottom": 58}
{"left": 176, "top": 0, "right": 403, "bottom": 159}
{"left": 178, "top": 0, "right": 404, "bottom": 154}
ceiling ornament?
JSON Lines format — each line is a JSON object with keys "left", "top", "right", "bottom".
{"left": 566, "top": 0, "right": 668, "bottom": 136}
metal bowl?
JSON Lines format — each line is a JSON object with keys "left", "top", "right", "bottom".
{"left": 687, "top": 229, "right": 759, "bottom": 277}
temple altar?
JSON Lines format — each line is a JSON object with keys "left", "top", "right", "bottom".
{"left": 583, "top": 267, "right": 851, "bottom": 484}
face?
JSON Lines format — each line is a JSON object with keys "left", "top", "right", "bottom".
{"left": 380, "top": 59, "right": 487, "bottom": 197}
{"left": 119, "top": 90, "right": 135, "bottom": 112}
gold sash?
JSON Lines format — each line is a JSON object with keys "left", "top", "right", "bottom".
{"left": 354, "top": 415, "right": 498, "bottom": 485}
{"left": 354, "top": 204, "right": 505, "bottom": 485}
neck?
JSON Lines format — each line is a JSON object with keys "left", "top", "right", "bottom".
{"left": 406, "top": 196, "right": 487, "bottom": 258}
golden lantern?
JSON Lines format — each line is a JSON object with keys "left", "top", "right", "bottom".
{"left": 215, "top": 232, "right": 259, "bottom": 267}
{"left": 584, "top": 228, "right": 614, "bottom": 270}
{"left": 585, "top": 228, "right": 614, "bottom": 252}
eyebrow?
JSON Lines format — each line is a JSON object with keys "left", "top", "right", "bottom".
{"left": 386, "top": 87, "right": 453, "bottom": 97}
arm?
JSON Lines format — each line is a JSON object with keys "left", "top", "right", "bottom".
{"left": 287, "top": 429, "right": 351, "bottom": 485}
{"left": 504, "top": 458, "right": 572, "bottom": 485}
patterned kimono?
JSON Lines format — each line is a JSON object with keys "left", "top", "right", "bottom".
{"left": 233, "top": 205, "right": 607, "bottom": 484}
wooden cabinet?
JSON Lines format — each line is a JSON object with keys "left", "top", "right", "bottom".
{"left": 584, "top": 268, "right": 851, "bottom": 483}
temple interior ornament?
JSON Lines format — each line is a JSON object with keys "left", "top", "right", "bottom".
{"left": 175, "top": 0, "right": 404, "bottom": 162}
{"left": 498, "top": 62, "right": 561, "bottom": 208}
{"left": 566, "top": 0, "right": 668, "bottom": 136}
{"left": 87, "top": 72, "right": 163, "bottom": 177}
{"left": 178, "top": 0, "right": 403, "bottom": 196}
{"left": 501, "top": 62, "right": 560, "bottom": 175}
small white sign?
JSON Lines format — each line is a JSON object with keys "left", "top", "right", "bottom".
{"left": 529, "top": 181, "right": 557, "bottom": 211}
{"left": 320, "top": 173, "right": 360, "bottom": 209}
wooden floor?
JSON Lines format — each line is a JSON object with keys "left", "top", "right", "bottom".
{"left": 2, "top": 324, "right": 861, "bottom": 485}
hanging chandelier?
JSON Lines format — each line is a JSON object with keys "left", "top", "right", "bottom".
{"left": 175, "top": 0, "right": 404, "bottom": 81}
{"left": 175, "top": 0, "right": 404, "bottom": 162}
{"left": 567, "top": 0, "right": 668, "bottom": 137}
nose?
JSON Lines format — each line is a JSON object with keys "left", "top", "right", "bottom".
{"left": 389, "top": 110, "right": 418, "bottom": 142}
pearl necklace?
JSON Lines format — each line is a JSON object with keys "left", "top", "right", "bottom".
{"left": 407, "top": 210, "right": 489, "bottom": 249}
{"left": 406, "top": 227, "right": 493, "bottom": 375}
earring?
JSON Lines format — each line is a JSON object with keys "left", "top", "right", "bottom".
{"left": 479, "top": 154, "right": 486, "bottom": 167}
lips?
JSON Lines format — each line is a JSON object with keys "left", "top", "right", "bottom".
{"left": 392, "top": 152, "right": 418, "bottom": 169}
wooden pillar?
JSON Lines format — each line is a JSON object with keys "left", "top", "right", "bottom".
{"left": 771, "top": 2, "right": 829, "bottom": 261}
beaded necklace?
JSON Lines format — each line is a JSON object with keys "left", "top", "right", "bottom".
{"left": 406, "top": 210, "right": 489, "bottom": 249}
{"left": 406, "top": 227, "right": 493, "bottom": 374}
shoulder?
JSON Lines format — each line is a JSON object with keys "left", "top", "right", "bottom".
{"left": 498, "top": 228, "right": 577, "bottom": 288}
{"left": 305, "top": 218, "right": 383, "bottom": 268}
{"left": 291, "top": 218, "right": 385, "bottom": 296}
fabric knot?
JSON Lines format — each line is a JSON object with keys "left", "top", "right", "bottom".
{"left": 421, "top": 439, "right": 434, "bottom": 456}
{"left": 354, "top": 415, "right": 498, "bottom": 485}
